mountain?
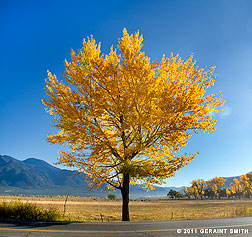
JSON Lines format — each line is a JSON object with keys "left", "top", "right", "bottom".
{"left": 1, "top": 155, "right": 245, "bottom": 198}
{"left": 222, "top": 174, "right": 245, "bottom": 189}
{"left": 0, "top": 155, "right": 87, "bottom": 188}
{"left": 0, "top": 155, "right": 177, "bottom": 197}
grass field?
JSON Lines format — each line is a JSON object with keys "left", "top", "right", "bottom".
{"left": 1, "top": 196, "right": 252, "bottom": 222}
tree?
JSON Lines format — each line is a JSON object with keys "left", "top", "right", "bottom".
{"left": 208, "top": 177, "right": 226, "bottom": 199}
{"left": 203, "top": 187, "right": 215, "bottom": 199}
{"left": 230, "top": 174, "right": 252, "bottom": 199}
{"left": 230, "top": 178, "right": 243, "bottom": 199}
{"left": 175, "top": 191, "right": 184, "bottom": 199}
{"left": 225, "top": 188, "right": 231, "bottom": 199}
{"left": 167, "top": 189, "right": 177, "bottom": 199}
{"left": 42, "top": 29, "right": 224, "bottom": 221}
{"left": 182, "top": 186, "right": 191, "bottom": 199}
{"left": 189, "top": 179, "right": 207, "bottom": 199}
{"left": 167, "top": 189, "right": 184, "bottom": 199}
{"left": 240, "top": 173, "right": 252, "bottom": 198}
{"left": 108, "top": 193, "right": 117, "bottom": 200}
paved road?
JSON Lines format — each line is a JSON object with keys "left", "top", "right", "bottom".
{"left": 0, "top": 217, "right": 252, "bottom": 236}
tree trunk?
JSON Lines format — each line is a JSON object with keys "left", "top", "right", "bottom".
{"left": 121, "top": 173, "right": 130, "bottom": 221}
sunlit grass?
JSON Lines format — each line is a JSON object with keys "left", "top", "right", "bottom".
{"left": 0, "top": 201, "right": 63, "bottom": 221}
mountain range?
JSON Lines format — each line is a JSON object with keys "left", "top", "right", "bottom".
{"left": 0, "top": 155, "right": 181, "bottom": 198}
{"left": 0, "top": 155, "right": 246, "bottom": 198}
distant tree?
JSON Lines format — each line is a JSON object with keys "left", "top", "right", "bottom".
{"left": 108, "top": 193, "right": 117, "bottom": 200}
{"left": 225, "top": 188, "right": 231, "bottom": 199}
{"left": 219, "top": 188, "right": 227, "bottom": 199}
{"left": 230, "top": 178, "right": 243, "bottom": 199}
{"left": 167, "top": 189, "right": 183, "bottom": 199}
{"left": 43, "top": 28, "right": 224, "bottom": 221}
{"left": 203, "top": 188, "right": 215, "bottom": 199}
{"left": 175, "top": 191, "right": 184, "bottom": 199}
{"left": 188, "top": 186, "right": 198, "bottom": 199}
{"left": 208, "top": 177, "right": 226, "bottom": 199}
{"left": 240, "top": 173, "right": 252, "bottom": 198}
{"left": 167, "top": 189, "right": 177, "bottom": 199}
{"left": 189, "top": 179, "right": 207, "bottom": 199}
{"left": 182, "top": 186, "right": 191, "bottom": 199}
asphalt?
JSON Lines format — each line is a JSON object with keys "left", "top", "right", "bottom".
{"left": 0, "top": 217, "right": 252, "bottom": 236}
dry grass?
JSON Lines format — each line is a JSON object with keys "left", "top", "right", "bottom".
{"left": 1, "top": 196, "right": 252, "bottom": 222}
{"left": 0, "top": 201, "right": 62, "bottom": 221}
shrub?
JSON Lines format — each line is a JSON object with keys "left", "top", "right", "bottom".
{"left": 0, "top": 201, "right": 61, "bottom": 221}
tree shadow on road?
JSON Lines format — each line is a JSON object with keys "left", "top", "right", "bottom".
{"left": 0, "top": 219, "right": 71, "bottom": 229}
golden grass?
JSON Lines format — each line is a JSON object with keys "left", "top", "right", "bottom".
{"left": 1, "top": 196, "right": 252, "bottom": 222}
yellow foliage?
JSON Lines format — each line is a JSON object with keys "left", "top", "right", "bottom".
{"left": 225, "top": 188, "right": 231, "bottom": 197}
{"left": 189, "top": 179, "right": 207, "bottom": 199}
{"left": 42, "top": 29, "right": 224, "bottom": 191}
{"left": 230, "top": 178, "right": 243, "bottom": 194}
{"left": 208, "top": 177, "right": 226, "bottom": 197}
{"left": 239, "top": 173, "right": 252, "bottom": 197}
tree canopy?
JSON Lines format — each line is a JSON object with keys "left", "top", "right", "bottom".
{"left": 42, "top": 29, "right": 224, "bottom": 220}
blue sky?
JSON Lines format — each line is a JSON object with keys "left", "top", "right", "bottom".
{"left": 1, "top": 0, "right": 252, "bottom": 187}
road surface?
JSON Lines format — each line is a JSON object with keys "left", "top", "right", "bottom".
{"left": 0, "top": 217, "right": 252, "bottom": 236}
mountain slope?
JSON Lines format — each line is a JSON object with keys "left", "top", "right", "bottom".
{"left": 0, "top": 155, "right": 248, "bottom": 197}
{"left": 0, "top": 155, "right": 172, "bottom": 197}
{"left": 0, "top": 155, "right": 88, "bottom": 188}
{"left": 0, "top": 155, "right": 49, "bottom": 187}
{"left": 0, "top": 155, "right": 179, "bottom": 197}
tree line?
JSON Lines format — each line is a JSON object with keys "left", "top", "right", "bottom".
{"left": 167, "top": 172, "right": 252, "bottom": 199}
